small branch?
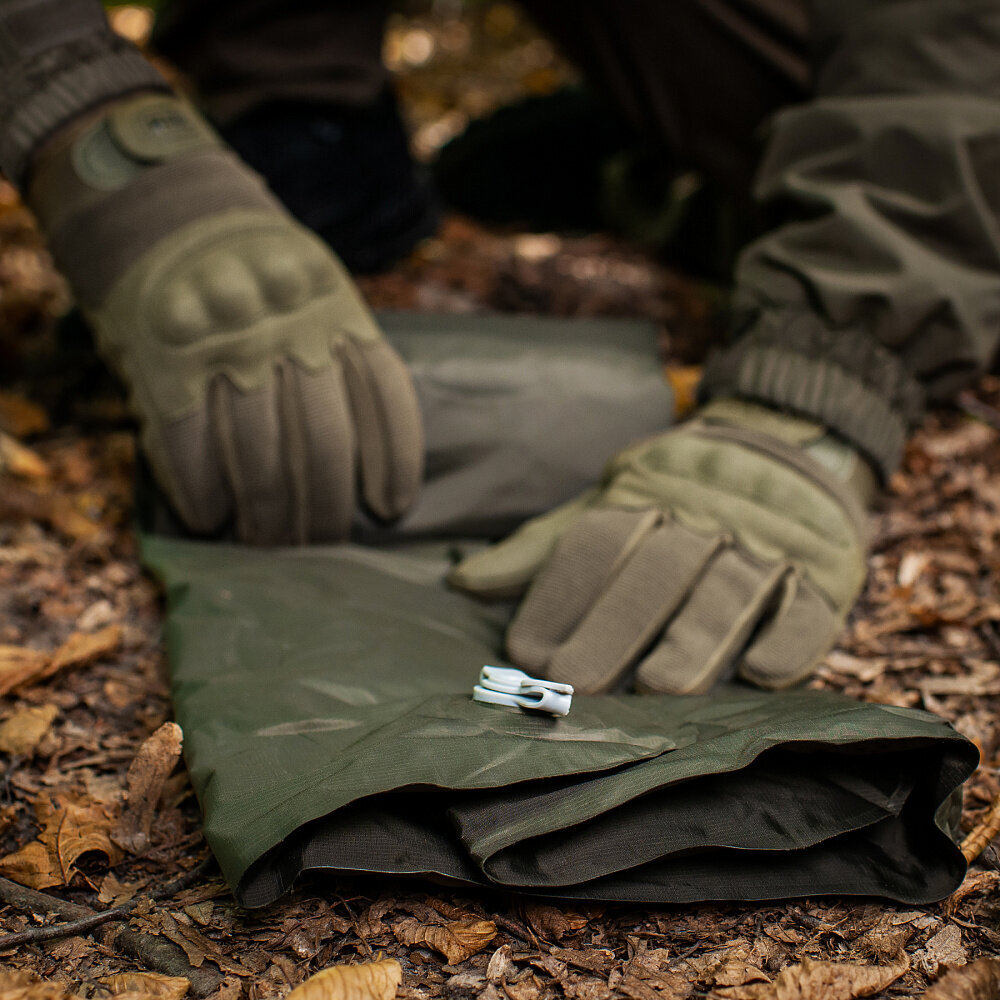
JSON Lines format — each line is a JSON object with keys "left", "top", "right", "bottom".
{"left": 337, "top": 895, "right": 373, "bottom": 959}
{"left": 0, "top": 858, "right": 213, "bottom": 950}
{"left": 962, "top": 792, "right": 1000, "bottom": 864}
{"left": 0, "top": 860, "right": 221, "bottom": 996}
{"left": 113, "top": 923, "right": 224, "bottom": 992}
{"left": 0, "top": 905, "right": 126, "bottom": 949}
{"left": 957, "top": 390, "right": 1000, "bottom": 432}
{"left": 492, "top": 913, "right": 535, "bottom": 947}
{"left": 0, "top": 876, "right": 92, "bottom": 923}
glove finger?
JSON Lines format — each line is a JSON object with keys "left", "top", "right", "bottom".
{"left": 634, "top": 548, "right": 787, "bottom": 695}
{"left": 339, "top": 337, "right": 424, "bottom": 521}
{"left": 542, "top": 518, "right": 722, "bottom": 694}
{"left": 505, "top": 506, "right": 663, "bottom": 674}
{"left": 211, "top": 373, "right": 295, "bottom": 545}
{"left": 447, "top": 488, "right": 601, "bottom": 599}
{"left": 738, "top": 572, "right": 842, "bottom": 689}
{"left": 281, "top": 358, "right": 356, "bottom": 542}
{"left": 153, "top": 406, "right": 232, "bottom": 534}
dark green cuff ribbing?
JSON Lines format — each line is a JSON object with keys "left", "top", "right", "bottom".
{"left": 700, "top": 315, "right": 925, "bottom": 480}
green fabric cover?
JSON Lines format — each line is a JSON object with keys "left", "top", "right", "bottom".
{"left": 141, "top": 311, "right": 977, "bottom": 908}
{"left": 145, "top": 535, "right": 975, "bottom": 909}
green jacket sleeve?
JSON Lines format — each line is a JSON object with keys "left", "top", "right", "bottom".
{"left": 701, "top": 0, "right": 1000, "bottom": 478}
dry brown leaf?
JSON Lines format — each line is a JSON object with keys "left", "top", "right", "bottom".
{"left": 560, "top": 977, "right": 613, "bottom": 1000}
{"left": 97, "top": 973, "right": 190, "bottom": 1000}
{"left": 821, "top": 651, "right": 889, "bottom": 683}
{"left": 154, "top": 912, "right": 253, "bottom": 977}
{"left": 530, "top": 955, "right": 568, "bottom": 981}
{"left": 0, "top": 625, "right": 122, "bottom": 699}
{"left": 0, "top": 431, "right": 49, "bottom": 479}
{"left": 447, "top": 973, "right": 487, "bottom": 993}
{"left": 619, "top": 976, "right": 660, "bottom": 1000}
{"left": 625, "top": 949, "right": 692, "bottom": 998}
{"left": 0, "top": 703, "right": 58, "bottom": 755}
{"left": 98, "top": 871, "right": 143, "bottom": 906}
{"left": 710, "top": 957, "right": 908, "bottom": 1000}
{"left": 46, "top": 494, "right": 104, "bottom": 543}
{"left": 917, "top": 926, "right": 967, "bottom": 976}
{"left": 0, "top": 804, "right": 16, "bottom": 838}
{"left": 0, "top": 792, "right": 123, "bottom": 888}
{"left": 113, "top": 722, "right": 183, "bottom": 854}
{"left": 854, "top": 917, "right": 914, "bottom": 963}
{"left": 156, "top": 911, "right": 207, "bottom": 968}
{"left": 0, "top": 391, "right": 49, "bottom": 437}
{"left": 0, "top": 839, "right": 62, "bottom": 890}
{"left": 0, "top": 971, "right": 77, "bottom": 1000}
{"left": 0, "top": 645, "right": 50, "bottom": 697}
{"left": 665, "top": 365, "right": 703, "bottom": 418}
{"left": 393, "top": 917, "right": 497, "bottom": 964}
{"left": 550, "top": 948, "right": 616, "bottom": 976}
{"left": 183, "top": 901, "right": 214, "bottom": 926}
{"left": 762, "top": 924, "right": 804, "bottom": 946}
{"left": 712, "top": 962, "right": 771, "bottom": 989}
{"left": 48, "top": 624, "right": 121, "bottom": 674}
{"left": 424, "top": 896, "right": 471, "bottom": 920}
{"left": 960, "top": 795, "right": 1000, "bottom": 864}
{"left": 924, "top": 958, "right": 1000, "bottom": 999}
{"left": 503, "top": 974, "right": 544, "bottom": 1000}
{"left": 0, "top": 478, "right": 98, "bottom": 542}
{"left": 945, "top": 870, "right": 1000, "bottom": 911}
{"left": 283, "top": 961, "right": 402, "bottom": 1000}
{"left": 48, "top": 794, "right": 123, "bottom": 884}
{"left": 523, "top": 903, "right": 588, "bottom": 941}
{"left": 920, "top": 421, "right": 996, "bottom": 459}
{"left": 487, "top": 945, "right": 517, "bottom": 983}
{"left": 203, "top": 979, "right": 242, "bottom": 1000}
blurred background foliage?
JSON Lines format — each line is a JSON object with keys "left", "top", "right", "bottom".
{"left": 102, "top": 1, "right": 577, "bottom": 162}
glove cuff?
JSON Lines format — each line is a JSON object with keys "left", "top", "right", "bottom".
{"left": 0, "top": 9, "right": 169, "bottom": 187}
{"left": 699, "top": 314, "right": 925, "bottom": 480}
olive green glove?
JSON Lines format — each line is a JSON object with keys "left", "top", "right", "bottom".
{"left": 450, "top": 399, "right": 875, "bottom": 694}
{"left": 27, "top": 92, "right": 423, "bottom": 544}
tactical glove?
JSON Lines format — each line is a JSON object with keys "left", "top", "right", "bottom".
{"left": 450, "top": 399, "right": 875, "bottom": 694}
{"left": 27, "top": 92, "right": 423, "bottom": 543}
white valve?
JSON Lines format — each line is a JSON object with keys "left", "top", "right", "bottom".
{"left": 473, "top": 665, "right": 573, "bottom": 717}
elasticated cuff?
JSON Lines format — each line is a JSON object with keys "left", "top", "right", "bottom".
{"left": 699, "top": 315, "right": 925, "bottom": 480}
{"left": 0, "top": 34, "right": 169, "bottom": 188}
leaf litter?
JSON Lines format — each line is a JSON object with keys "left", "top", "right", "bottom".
{"left": 1, "top": 4, "right": 1000, "bottom": 1000}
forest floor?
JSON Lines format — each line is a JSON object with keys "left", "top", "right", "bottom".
{"left": 1, "top": 4, "right": 999, "bottom": 1000}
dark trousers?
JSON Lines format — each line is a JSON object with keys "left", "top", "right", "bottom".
{"left": 153, "top": 0, "right": 809, "bottom": 193}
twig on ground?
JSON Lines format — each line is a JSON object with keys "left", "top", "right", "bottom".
{"left": 492, "top": 912, "right": 535, "bottom": 947}
{"left": 957, "top": 390, "right": 1000, "bottom": 432}
{"left": 962, "top": 791, "right": 1000, "bottom": 864}
{"left": 337, "top": 895, "right": 373, "bottom": 959}
{"left": 0, "top": 858, "right": 213, "bottom": 949}
{"left": 0, "top": 859, "right": 221, "bottom": 996}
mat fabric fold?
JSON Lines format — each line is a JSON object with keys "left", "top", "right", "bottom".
{"left": 143, "top": 311, "right": 977, "bottom": 908}
{"left": 145, "top": 536, "right": 975, "bottom": 908}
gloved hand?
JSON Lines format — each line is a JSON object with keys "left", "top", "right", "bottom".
{"left": 26, "top": 92, "right": 423, "bottom": 544}
{"left": 450, "top": 399, "right": 875, "bottom": 694}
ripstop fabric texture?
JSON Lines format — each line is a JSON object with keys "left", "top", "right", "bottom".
{"left": 143, "top": 313, "right": 977, "bottom": 909}
{"left": 145, "top": 535, "right": 975, "bottom": 909}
